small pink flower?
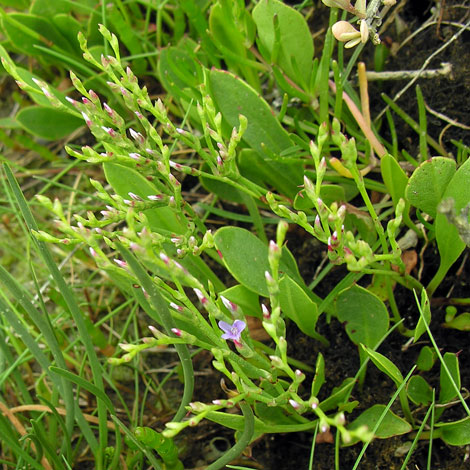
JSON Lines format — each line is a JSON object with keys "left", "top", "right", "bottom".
{"left": 289, "top": 399, "right": 301, "bottom": 410}
{"left": 262, "top": 304, "right": 271, "bottom": 319}
{"left": 114, "top": 258, "right": 127, "bottom": 268}
{"left": 220, "top": 296, "right": 238, "bottom": 313}
{"left": 193, "top": 288, "right": 207, "bottom": 305}
{"left": 81, "top": 112, "right": 92, "bottom": 127}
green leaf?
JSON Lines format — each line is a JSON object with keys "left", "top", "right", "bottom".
{"left": 381, "top": 154, "right": 409, "bottom": 206}
{"left": 52, "top": 14, "right": 82, "bottom": 54}
{"left": 360, "top": 345, "right": 403, "bottom": 387}
{"left": 439, "top": 352, "right": 460, "bottom": 404}
{"left": 413, "top": 288, "right": 431, "bottom": 343}
{"left": 214, "top": 226, "right": 302, "bottom": 296}
{"left": 416, "top": 346, "right": 437, "bottom": 371}
{"left": 336, "top": 285, "right": 389, "bottom": 349}
{"left": 407, "top": 375, "right": 432, "bottom": 405}
{"left": 104, "top": 163, "right": 223, "bottom": 290}
{"left": 209, "top": 68, "right": 302, "bottom": 198}
{"left": 30, "top": 0, "right": 73, "bottom": 15}
{"left": 0, "top": 0, "right": 28, "bottom": 7}
{"left": 429, "top": 157, "right": 470, "bottom": 293}
{"left": 206, "top": 409, "right": 316, "bottom": 439}
{"left": 158, "top": 45, "right": 203, "bottom": 102}
{"left": 347, "top": 405, "right": 412, "bottom": 444}
{"left": 254, "top": 402, "right": 298, "bottom": 426}
{"left": 106, "top": 3, "right": 146, "bottom": 74}
{"left": 209, "top": 0, "right": 259, "bottom": 90}
{"left": 238, "top": 148, "right": 299, "bottom": 198}
{"left": 252, "top": 0, "right": 313, "bottom": 83}
{"left": 278, "top": 274, "right": 321, "bottom": 339}
{"left": 16, "top": 106, "right": 83, "bottom": 140}
{"left": 405, "top": 157, "right": 456, "bottom": 218}
{"left": 2, "top": 12, "right": 76, "bottom": 56}
{"left": 319, "top": 377, "right": 356, "bottom": 412}
{"left": 311, "top": 352, "right": 325, "bottom": 397}
{"left": 438, "top": 417, "right": 470, "bottom": 446}
{"left": 210, "top": 66, "right": 292, "bottom": 155}
{"left": 442, "top": 312, "right": 470, "bottom": 331}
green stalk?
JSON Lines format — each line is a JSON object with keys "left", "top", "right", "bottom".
{"left": 351, "top": 168, "right": 389, "bottom": 255}
{"left": 399, "top": 400, "right": 434, "bottom": 470}
{"left": 414, "top": 290, "right": 470, "bottom": 416}
{"left": 317, "top": 8, "right": 338, "bottom": 124}
{"left": 416, "top": 85, "right": 428, "bottom": 161}
{"left": 115, "top": 243, "right": 194, "bottom": 421}
{"left": 385, "top": 109, "right": 398, "bottom": 158}
{"left": 351, "top": 366, "right": 416, "bottom": 470}
{"left": 239, "top": 191, "right": 267, "bottom": 244}
{"left": 204, "top": 403, "right": 254, "bottom": 470}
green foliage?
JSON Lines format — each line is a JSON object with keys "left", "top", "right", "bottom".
{"left": 437, "top": 417, "right": 470, "bottom": 446}
{"left": 209, "top": 69, "right": 302, "bottom": 198}
{"left": 252, "top": 0, "right": 314, "bottom": 84}
{"left": 429, "top": 157, "right": 470, "bottom": 292}
{"left": 278, "top": 275, "right": 322, "bottom": 341}
{"left": 103, "top": 162, "right": 185, "bottom": 234}
{"left": 416, "top": 346, "right": 437, "bottom": 371}
{"left": 407, "top": 376, "right": 432, "bottom": 406}
{"left": 214, "top": 226, "right": 301, "bottom": 296}
{"left": 16, "top": 106, "right": 83, "bottom": 140}
{"left": 405, "top": 157, "right": 456, "bottom": 218}
{"left": 336, "top": 285, "right": 389, "bottom": 349}
{"left": 347, "top": 405, "right": 412, "bottom": 445}
{"left": 413, "top": 288, "right": 431, "bottom": 343}
{"left": 1, "top": 1, "right": 469, "bottom": 468}
{"left": 439, "top": 352, "right": 461, "bottom": 404}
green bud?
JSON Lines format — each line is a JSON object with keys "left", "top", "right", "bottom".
{"left": 269, "top": 354, "right": 284, "bottom": 369}
{"left": 276, "top": 220, "right": 289, "bottom": 247}
{"left": 278, "top": 336, "right": 288, "bottom": 359}
{"left": 70, "top": 71, "right": 88, "bottom": 96}
{"left": 318, "top": 121, "right": 329, "bottom": 151}
{"left": 32, "top": 230, "right": 67, "bottom": 244}
{"left": 238, "top": 114, "right": 248, "bottom": 136}
{"left": 341, "top": 138, "right": 357, "bottom": 168}
{"left": 35, "top": 194, "right": 53, "bottom": 211}
{"left": 395, "top": 198, "right": 406, "bottom": 217}
{"left": 331, "top": 118, "right": 345, "bottom": 147}
{"left": 309, "top": 140, "right": 320, "bottom": 165}
{"left": 188, "top": 401, "right": 207, "bottom": 412}
{"left": 303, "top": 175, "right": 316, "bottom": 201}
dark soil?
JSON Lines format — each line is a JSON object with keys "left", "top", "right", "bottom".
{"left": 367, "top": 0, "right": 470, "bottom": 154}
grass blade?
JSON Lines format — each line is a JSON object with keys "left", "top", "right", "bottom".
{"left": 3, "top": 163, "right": 109, "bottom": 468}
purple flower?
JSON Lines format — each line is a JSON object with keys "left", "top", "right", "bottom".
{"left": 218, "top": 320, "right": 246, "bottom": 343}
